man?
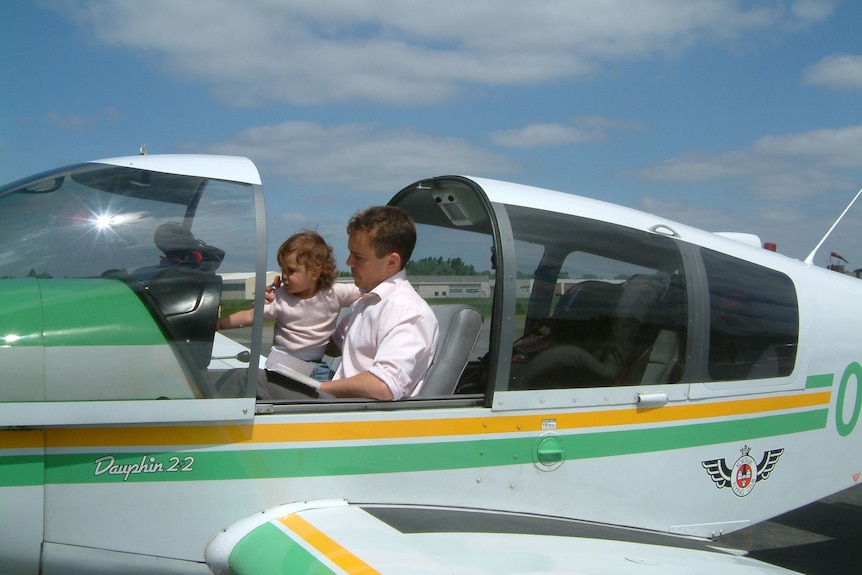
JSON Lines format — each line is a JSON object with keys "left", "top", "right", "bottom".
{"left": 321, "top": 206, "right": 438, "bottom": 400}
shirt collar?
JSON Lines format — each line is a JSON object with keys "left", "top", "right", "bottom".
{"left": 363, "top": 269, "right": 407, "bottom": 302}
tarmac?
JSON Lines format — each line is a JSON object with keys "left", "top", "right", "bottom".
{"left": 229, "top": 325, "right": 861, "bottom": 574}
{"left": 720, "top": 482, "right": 862, "bottom": 574}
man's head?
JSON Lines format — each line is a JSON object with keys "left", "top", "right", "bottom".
{"left": 346, "top": 206, "right": 416, "bottom": 292}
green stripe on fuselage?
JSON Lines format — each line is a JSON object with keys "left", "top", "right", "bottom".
{"left": 0, "top": 455, "right": 44, "bottom": 487}
{"left": 806, "top": 374, "right": 834, "bottom": 389}
{"left": 43, "top": 409, "right": 827, "bottom": 485}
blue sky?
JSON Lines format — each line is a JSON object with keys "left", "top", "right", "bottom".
{"left": 3, "top": 0, "right": 862, "bottom": 270}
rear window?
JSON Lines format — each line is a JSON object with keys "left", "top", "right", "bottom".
{"left": 702, "top": 249, "right": 798, "bottom": 380}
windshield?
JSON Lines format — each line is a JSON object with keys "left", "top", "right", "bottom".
{"left": 0, "top": 161, "right": 260, "bottom": 403}
{"left": 0, "top": 163, "right": 255, "bottom": 279}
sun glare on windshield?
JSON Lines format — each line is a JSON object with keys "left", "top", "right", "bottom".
{"left": 94, "top": 214, "right": 114, "bottom": 230}
{"left": 89, "top": 210, "right": 145, "bottom": 233}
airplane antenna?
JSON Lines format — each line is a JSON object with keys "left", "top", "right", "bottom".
{"left": 804, "top": 185, "right": 862, "bottom": 265}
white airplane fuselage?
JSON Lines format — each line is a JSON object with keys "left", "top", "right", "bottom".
{"left": 0, "top": 156, "right": 858, "bottom": 574}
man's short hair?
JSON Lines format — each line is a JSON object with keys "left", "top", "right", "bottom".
{"left": 347, "top": 206, "right": 416, "bottom": 268}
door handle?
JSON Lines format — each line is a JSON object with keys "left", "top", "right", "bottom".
{"left": 637, "top": 392, "right": 668, "bottom": 408}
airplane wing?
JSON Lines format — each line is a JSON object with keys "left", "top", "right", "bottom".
{"left": 209, "top": 332, "right": 260, "bottom": 370}
{"left": 206, "top": 500, "right": 800, "bottom": 575}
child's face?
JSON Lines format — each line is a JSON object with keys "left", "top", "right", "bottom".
{"left": 280, "top": 251, "right": 320, "bottom": 299}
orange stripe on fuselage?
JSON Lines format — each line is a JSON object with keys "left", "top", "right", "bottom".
{"left": 44, "top": 391, "right": 831, "bottom": 449}
{"left": 0, "top": 430, "right": 43, "bottom": 449}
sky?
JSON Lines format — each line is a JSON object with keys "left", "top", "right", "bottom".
{"left": 2, "top": 0, "right": 862, "bottom": 271}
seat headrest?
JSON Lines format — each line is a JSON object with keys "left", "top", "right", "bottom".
{"left": 154, "top": 222, "right": 224, "bottom": 271}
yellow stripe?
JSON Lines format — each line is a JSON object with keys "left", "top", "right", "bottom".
{"left": 279, "top": 514, "right": 379, "bottom": 575}
{"left": 0, "top": 430, "right": 43, "bottom": 450}
{"left": 44, "top": 390, "right": 831, "bottom": 449}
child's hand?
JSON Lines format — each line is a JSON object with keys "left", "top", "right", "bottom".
{"left": 265, "top": 275, "right": 280, "bottom": 304}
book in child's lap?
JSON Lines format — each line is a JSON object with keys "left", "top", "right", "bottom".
{"left": 264, "top": 347, "right": 321, "bottom": 389}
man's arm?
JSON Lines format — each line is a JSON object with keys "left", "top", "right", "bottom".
{"left": 319, "top": 371, "right": 393, "bottom": 400}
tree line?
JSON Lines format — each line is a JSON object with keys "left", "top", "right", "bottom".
{"left": 339, "top": 256, "right": 491, "bottom": 277}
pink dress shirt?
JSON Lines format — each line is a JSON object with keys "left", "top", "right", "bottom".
{"left": 332, "top": 270, "right": 438, "bottom": 399}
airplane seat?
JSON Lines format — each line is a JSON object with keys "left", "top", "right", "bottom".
{"left": 550, "top": 280, "right": 622, "bottom": 351}
{"left": 600, "top": 274, "right": 665, "bottom": 381}
{"left": 127, "top": 223, "right": 226, "bottom": 371}
{"left": 153, "top": 221, "right": 225, "bottom": 272}
{"left": 553, "top": 280, "right": 622, "bottom": 320}
{"left": 618, "top": 272, "right": 686, "bottom": 385}
{"left": 632, "top": 329, "right": 680, "bottom": 385}
{"left": 419, "top": 304, "right": 483, "bottom": 396}
{"left": 512, "top": 273, "right": 668, "bottom": 389}
{"left": 148, "top": 271, "right": 223, "bottom": 370}
{"left": 746, "top": 346, "right": 781, "bottom": 379}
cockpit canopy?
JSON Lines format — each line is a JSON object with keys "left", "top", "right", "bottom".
{"left": 0, "top": 157, "right": 263, "bottom": 411}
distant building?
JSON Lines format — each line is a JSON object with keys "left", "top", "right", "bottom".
{"left": 221, "top": 272, "right": 598, "bottom": 301}
{"left": 219, "top": 272, "right": 279, "bottom": 300}
{"left": 407, "top": 275, "right": 491, "bottom": 299}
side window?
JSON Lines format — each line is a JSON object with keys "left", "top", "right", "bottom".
{"left": 505, "top": 206, "right": 687, "bottom": 390}
{"left": 394, "top": 178, "right": 496, "bottom": 397}
{"left": 702, "top": 249, "right": 798, "bottom": 380}
{"left": 409, "top": 222, "right": 494, "bottom": 393}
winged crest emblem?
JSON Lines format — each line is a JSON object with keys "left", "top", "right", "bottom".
{"left": 702, "top": 445, "right": 784, "bottom": 497}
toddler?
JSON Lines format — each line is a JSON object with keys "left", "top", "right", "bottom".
{"left": 218, "top": 231, "right": 360, "bottom": 380}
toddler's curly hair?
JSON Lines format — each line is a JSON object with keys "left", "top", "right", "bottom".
{"left": 276, "top": 230, "right": 337, "bottom": 290}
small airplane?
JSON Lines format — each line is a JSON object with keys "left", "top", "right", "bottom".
{"left": 1, "top": 152, "right": 859, "bottom": 574}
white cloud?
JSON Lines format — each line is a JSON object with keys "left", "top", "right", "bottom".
{"left": 51, "top": 0, "right": 838, "bottom": 106}
{"left": 490, "top": 116, "right": 646, "bottom": 149}
{"left": 803, "top": 53, "right": 862, "bottom": 91}
{"left": 791, "top": 0, "right": 840, "bottom": 22}
{"left": 635, "top": 195, "right": 850, "bottom": 261}
{"left": 45, "top": 108, "right": 124, "bottom": 132}
{"left": 637, "top": 125, "right": 862, "bottom": 199}
{"left": 750, "top": 126, "right": 862, "bottom": 167}
{"left": 46, "top": 111, "right": 95, "bottom": 131}
{"left": 103, "top": 107, "right": 124, "bottom": 122}
{"left": 207, "top": 120, "right": 517, "bottom": 191}
{"left": 491, "top": 123, "right": 592, "bottom": 149}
